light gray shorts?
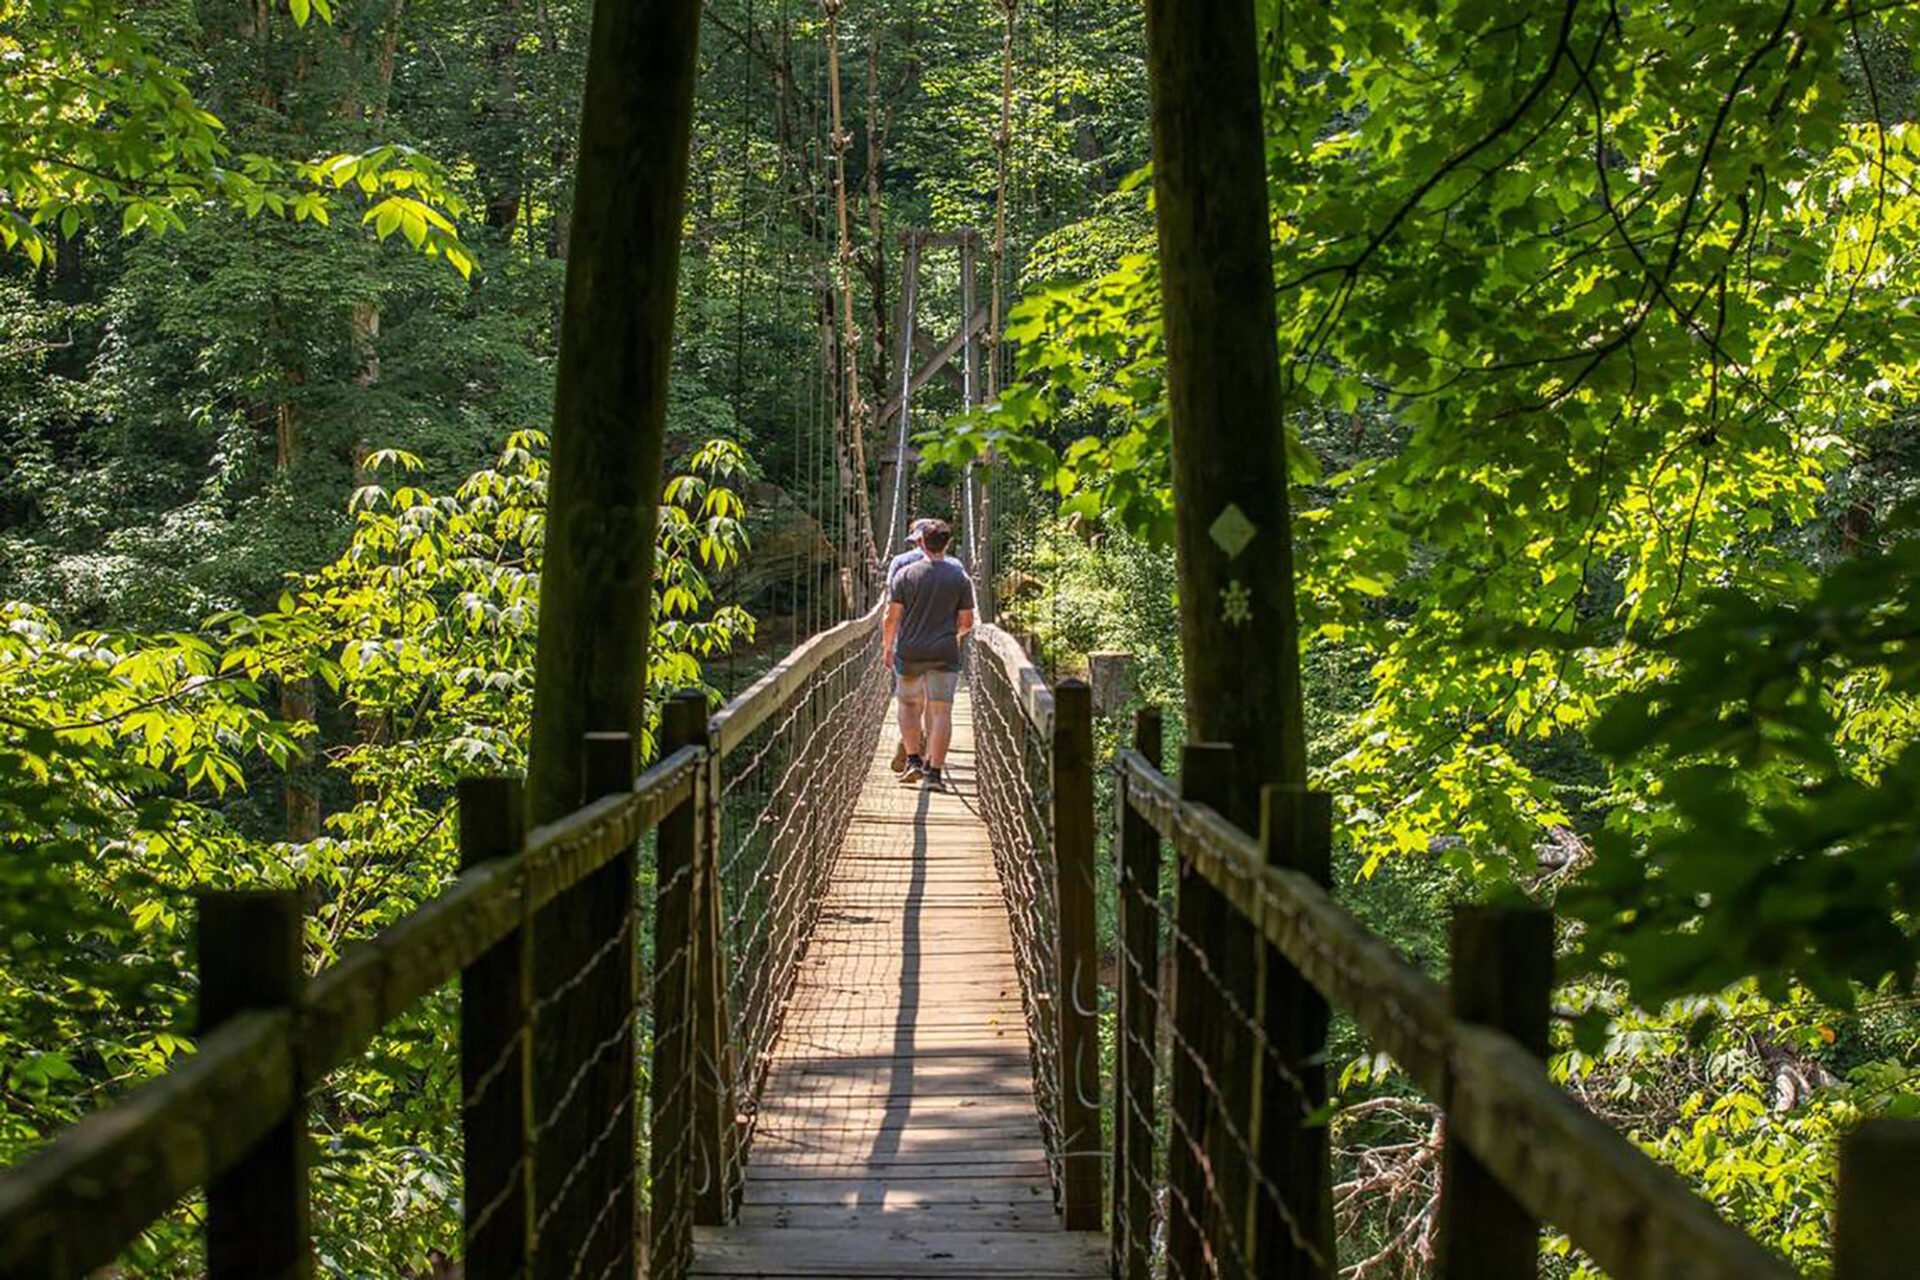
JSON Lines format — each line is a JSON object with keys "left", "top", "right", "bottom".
{"left": 895, "top": 669, "right": 960, "bottom": 703}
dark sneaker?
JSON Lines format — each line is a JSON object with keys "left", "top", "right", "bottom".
{"left": 898, "top": 755, "right": 925, "bottom": 785}
{"left": 924, "top": 767, "right": 945, "bottom": 791}
{"left": 890, "top": 740, "right": 909, "bottom": 772}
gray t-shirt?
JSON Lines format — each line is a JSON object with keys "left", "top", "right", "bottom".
{"left": 891, "top": 556, "right": 975, "bottom": 672}
{"left": 886, "top": 549, "right": 925, "bottom": 591}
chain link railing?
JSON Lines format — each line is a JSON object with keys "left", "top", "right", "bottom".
{"left": 709, "top": 617, "right": 889, "bottom": 1217}
{"left": 968, "top": 627, "right": 1065, "bottom": 1197}
{"left": 965, "top": 625, "right": 1104, "bottom": 1231}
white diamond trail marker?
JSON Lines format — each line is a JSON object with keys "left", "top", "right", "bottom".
{"left": 1209, "top": 502, "right": 1258, "bottom": 559}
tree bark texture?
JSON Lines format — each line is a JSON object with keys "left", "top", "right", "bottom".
{"left": 1142, "top": 0, "right": 1308, "bottom": 820}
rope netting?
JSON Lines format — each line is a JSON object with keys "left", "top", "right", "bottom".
{"left": 966, "top": 636, "right": 1067, "bottom": 1205}
{"left": 713, "top": 622, "right": 891, "bottom": 1207}
{"left": 1109, "top": 836, "right": 1340, "bottom": 1280}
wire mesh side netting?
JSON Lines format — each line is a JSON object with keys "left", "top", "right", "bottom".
{"left": 713, "top": 624, "right": 890, "bottom": 1206}
{"left": 1109, "top": 850, "right": 1345, "bottom": 1280}
{"left": 967, "top": 641, "right": 1066, "bottom": 1206}
{"left": 1111, "top": 757, "right": 1450, "bottom": 1280}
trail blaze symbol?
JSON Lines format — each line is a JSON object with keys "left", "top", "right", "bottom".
{"left": 1220, "top": 579, "right": 1252, "bottom": 626}
{"left": 1209, "top": 503, "right": 1257, "bottom": 559}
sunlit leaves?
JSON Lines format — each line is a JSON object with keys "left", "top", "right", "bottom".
{"left": 939, "top": 1, "right": 1920, "bottom": 915}
{"left": 0, "top": 431, "right": 754, "bottom": 1188}
{"left": 0, "top": 3, "right": 471, "bottom": 275}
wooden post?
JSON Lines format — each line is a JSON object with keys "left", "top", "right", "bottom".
{"left": 459, "top": 778, "right": 533, "bottom": 1280}
{"left": 1437, "top": 906, "right": 1553, "bottom": 1280}
{"left": 1052, "top": 679, "right": 1102, "bottom": 1229}
{"left": 1251, "top": 785, "right": 1335, "bottom": 1277}
{"left": 685, "top": 695, "right": 737, "bottom": 1227}
{"left": 651, "top": 697, "right": 705, "bottom": 1277}
{"left": 1835, "top": 1119, "right": 1920, "bottom": 1280}
{"left": 1144, "top": 0, "right": 1307, "bottom": 822}
{"left": 1088, "top": 651, "right": 1134, "bottom": 718}
{"left": 1113, "top": 708, "right": 1163, "bottom": 1280}
{"left": 524, "top": 736, "right": 640, "bottom": 1278}
{"left": 1166, "top": 743, "right": 1236, "bottom": 1278}
{"left": 523, "top": 0, "right": 700, "bottom": 1262}
{"left": 199, "top": 891, "right": 309, "bottom": 1280}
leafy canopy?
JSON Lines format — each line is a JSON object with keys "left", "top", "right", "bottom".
{"left": 0, "top": 0, "right": 472, "bottom": 275}
{"left": 930, "top": 1, "right": 1920, "bottom": 1002}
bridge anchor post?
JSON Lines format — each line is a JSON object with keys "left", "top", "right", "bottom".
{"left": 458, "top": 778, "right": 534, "bottom": 1280}
{"left": 1113, "top": 708, "right": 1164, "bottom": 1280}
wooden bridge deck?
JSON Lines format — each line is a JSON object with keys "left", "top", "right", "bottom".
{"left": 691, "top": 687, "right": 1105, "bottom": 1278}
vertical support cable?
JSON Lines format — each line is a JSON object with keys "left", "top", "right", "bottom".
{"left": 884, "top": 231, "right": 920, "bottom": 552}
{"left": 961, "top": 231, "right": 979, "bottom": 577}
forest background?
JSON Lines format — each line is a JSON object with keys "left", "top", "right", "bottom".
{"left": 5, "top": 0, "right": 1920, "bottom": 1276}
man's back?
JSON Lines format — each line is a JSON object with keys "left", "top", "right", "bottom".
{"left": 892, "top": 556, "right": 974, "bottom": 672}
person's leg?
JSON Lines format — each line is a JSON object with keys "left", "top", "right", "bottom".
{"left": 895, "top": 673, "right": 926, "bottom": 759}
{"left": 923, "top": 671, "right": 958, "bottom": 775}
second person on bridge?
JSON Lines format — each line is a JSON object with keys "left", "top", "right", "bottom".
{"left": 882, "top": 518, "right": 974, "bottom": 791}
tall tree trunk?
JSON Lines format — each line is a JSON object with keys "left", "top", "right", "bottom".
{"left": 523, "top": 1, "right": 701, "bottom": 1273}
{"left": 481, "top": 0, "right": 525, "bottom": 234}
{"left": 1143, "top": 0, "right": 1306, "bottom": 811}
{"left": 273, "top": 372, "right": 324, "bottom": 843}
{"left": 526, "top": 0, "right": 698, "bottom": 819}
{"left": 537, "top": 0, "right": 573, "bottom": 261}
{"left": 372, "top": 0, "right": 404, "bottom": 124}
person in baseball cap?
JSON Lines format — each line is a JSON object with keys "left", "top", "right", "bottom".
{"left": 886, "top": 518, "right": 933, "bottom": 770}
{"left": 886, "top": 518, "right": 931, "bottom": 592}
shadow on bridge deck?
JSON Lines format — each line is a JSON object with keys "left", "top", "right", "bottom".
{"left": 691, "top": 688, "right": 1105, "bottom": 1278}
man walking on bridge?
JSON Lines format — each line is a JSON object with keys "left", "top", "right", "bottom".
{"left": 888, "top": 518, "right": 931, "bottom": 773}
{"left": 883, "top": 518, "right": 973, "bottom": 790}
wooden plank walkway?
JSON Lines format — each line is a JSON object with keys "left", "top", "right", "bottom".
{"left": 691, "top": 688, "right": 1105, "bottom": 1278}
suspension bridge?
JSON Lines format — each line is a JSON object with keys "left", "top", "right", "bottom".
{"left": 4, "top": 0, "right": 1918, "bottom": 1271}
{"left": 0, "top": 603, "right": 1897, "bottom": 1280}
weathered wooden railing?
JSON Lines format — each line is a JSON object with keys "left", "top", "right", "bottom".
{"left": 11, "top": 607, "right": 1914, "bottom": 1280}
{"left": 0, "top": 606, "right": 886, "bottom": 1280}
{"left": 1108, "top": 713, "right": 1920, "bottom": 1280}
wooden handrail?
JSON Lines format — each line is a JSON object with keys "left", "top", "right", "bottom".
{"left": 0, "top": 742, "right": 701, "bottom": 1277}
{"left": 0, "top": 1010, "right": 296, "bottom": 1278}
{"left": 973, "top": 623, "right": 1053, "bottom": 739}
{"left": 709, "top": 604, "right": 883, "bottom": 757}
{"left": 1114, "top": 748, "right": 1798, "bottom": 1280}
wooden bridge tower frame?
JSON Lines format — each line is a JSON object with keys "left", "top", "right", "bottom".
{"left": 874, "top": 227, "right": 994, "bottom": 603}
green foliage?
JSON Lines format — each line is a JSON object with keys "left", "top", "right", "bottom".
{"left": 1564, "top": 525, "right": 1920, "bottom": 1005}
{"left": 931, "top": 5, "right": 1920, "bottom": 1269}
{"left": 935, "top": 0, "right": 1920, "bottom": 967}
{"left": 0, "top": 0, "right": 472, "bottom": 275}
{"left": 0, "top": 434, "right": 750, "bottom": 1270}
